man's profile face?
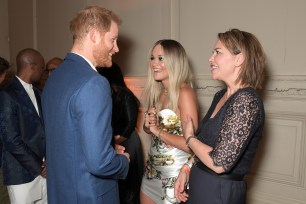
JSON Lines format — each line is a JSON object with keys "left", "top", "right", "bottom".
{"left": 93, "top": 21, "right": 119, "bottom": 67}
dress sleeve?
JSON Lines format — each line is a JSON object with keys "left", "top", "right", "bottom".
{"left": 209, "top": 91, "right": 261, "bottom": 172}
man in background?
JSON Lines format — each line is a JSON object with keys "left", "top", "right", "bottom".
{"left": 42, "top": 6, "right": 130, "bottom": 204}
{"left": 46, "top": 57, "right": 63, "bottom": 76}
{"left": 0, "top": 48, "right": 47, "bottom": 204}
{"left": 37, "top": 57, "right": 63, "bottom": 90}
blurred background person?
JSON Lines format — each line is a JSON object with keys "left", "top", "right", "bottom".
{"left": 0, "top": 56, "right": 11, "bottom": 204}
{"left": 98, "top": 62, "right": 144, "bottom": 204}
{"left": 0, "top": 56, "right": 10, "bottom": 86}
{"left": 37, "top": 57, "right": 63, "bottom": 90}
{"left": 46, "top": 57, "right": 63, "bottom": 76}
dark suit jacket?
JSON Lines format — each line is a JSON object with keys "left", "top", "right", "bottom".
{"left": 0, "top": 77, "right": 45, "bottom": 185}
{"left": 41, "top": 53, "right": 129, "bottom": 204}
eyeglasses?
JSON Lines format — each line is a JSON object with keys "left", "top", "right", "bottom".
{"left": 47, "top": 67, "right": 57, "bottom": 73}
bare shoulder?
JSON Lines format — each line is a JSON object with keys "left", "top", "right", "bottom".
{"left": 179, "top": 83, "right": 196, "bottom": 99}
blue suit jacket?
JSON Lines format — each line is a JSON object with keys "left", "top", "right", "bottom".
{"left": 0, "top": 77, "right": 45, "bottom": 185}
{"left": 42, "top": 53, "right": 129, "bottom": 204}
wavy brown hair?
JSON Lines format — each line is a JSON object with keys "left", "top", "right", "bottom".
{"left": 218, "top": 29, "right": 266, "bottom": 89}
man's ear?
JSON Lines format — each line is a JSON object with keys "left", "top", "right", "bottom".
{"left": 235, "top": 53, "right": 244, "bottom": 67}
{"left": 89, "top": 28, "right": 100, "bottom": 44}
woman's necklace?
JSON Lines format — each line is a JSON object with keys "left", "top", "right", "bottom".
{"left": 163, "top": 88, "right": 168, "bottom": 95}
{"left": 158, "top": 89, "right": 169, "bottom": 110}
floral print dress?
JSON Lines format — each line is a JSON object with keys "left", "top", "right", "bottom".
{"left": 141, "top": 109, "right": 191, "bottom": 204}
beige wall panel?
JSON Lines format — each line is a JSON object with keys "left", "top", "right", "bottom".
{"left": 0, "top": 0, "right": 10, "bottom": 61}
{"left": 177, "top": 0, "right": 306, "bottom": 76}
{"left": 8, "top": 0, "right": 34, "bottom": 67}
{"left": 36, "top": 0, "right": 86, "bottom": 62}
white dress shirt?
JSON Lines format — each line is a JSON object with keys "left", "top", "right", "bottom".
{"left": 16, "top": 76, "right": 40, "bottom": 116}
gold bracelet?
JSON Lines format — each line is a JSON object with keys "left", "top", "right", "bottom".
{"left": 186, "top": 135, "right": 197, "bottom": 147}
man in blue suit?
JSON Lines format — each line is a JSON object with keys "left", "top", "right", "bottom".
{"left": 41, "top": 6, "right": 130, "bottom": 204}
{"left": 0, "top": 48, "right": 47, "bottom": 204}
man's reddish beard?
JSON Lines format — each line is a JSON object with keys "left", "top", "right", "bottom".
{"left": 93, "top": 43, "right": 112, "bottom": 68}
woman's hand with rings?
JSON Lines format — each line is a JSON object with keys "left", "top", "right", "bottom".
{"left": 144, "top": 107, "right": 157, "bottom": 128}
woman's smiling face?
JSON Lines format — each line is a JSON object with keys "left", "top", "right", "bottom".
{"left": 150, "top": 44, "right": 169, "bottom": 83}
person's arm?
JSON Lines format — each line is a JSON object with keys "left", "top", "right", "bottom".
{"left": 75, "top": 77, "right": 129, "bottom": 179}
{"left": 185, "top": 91, "right": 261, "bottom": 173}
{"left": 119, "top": 89, "right": 139, "bottom": 139}
{"left": 149, "top": 85, "right": 198, "bottom": 153}
{"left": 174, "top": 156, "right": 195, "bottom": 202}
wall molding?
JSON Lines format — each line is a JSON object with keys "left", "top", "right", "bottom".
{"left": 248, "top": 111, "right": 306, "bottom": 189}
{"left": 265, "top": 75, "right": 306, "bottom": 100}
{"left": 125, "top": 75, "right": 306, "bottom": 101}
{"left": 248, "top": 192, "right": 306, "bottom": 204}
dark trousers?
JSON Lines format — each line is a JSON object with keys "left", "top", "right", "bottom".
{"left": 188, "top": 166, "right": 247, "bottom": 204}
{"left": 119, "top": 131, "right": 144, "bottom": 204}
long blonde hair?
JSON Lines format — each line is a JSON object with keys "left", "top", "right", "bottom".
{"left": 142, "top": 39, "right": 193, "bottom": 111}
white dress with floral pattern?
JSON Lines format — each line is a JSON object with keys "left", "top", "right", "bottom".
{"left": 141, "top": 109, "right": 191, "bottom": 204}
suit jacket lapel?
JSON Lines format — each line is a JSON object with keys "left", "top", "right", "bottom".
{"left": 13, "top": 77, "right": 40, "bottom": 118}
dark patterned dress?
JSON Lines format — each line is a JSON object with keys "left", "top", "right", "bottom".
{"left": 189, "top": 87, "right": 265, "bottom": 204}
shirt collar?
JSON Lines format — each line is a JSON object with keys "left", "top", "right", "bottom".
{"left": 16, "top": 76, "right": 32, "bottom": 89}
{"left": 71, "top": 52, "right": 97, "bottom": 72}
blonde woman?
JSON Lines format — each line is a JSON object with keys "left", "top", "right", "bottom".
{"left": 140, "top": 39, "right": 198, "bottom": 204}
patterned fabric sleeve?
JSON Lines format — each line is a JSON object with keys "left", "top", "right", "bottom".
{"left": 209, "top": 91, "right": 261, "bottom": 172}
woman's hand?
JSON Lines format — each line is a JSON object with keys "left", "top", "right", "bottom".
{"left": 174, "top": 166, "right": 189, "bottom": 203}
{"left": 114, "top": 135, "right": 126, "bottom": 144}
{"left": 115, "top": 144, "right": 130, "bottom": 162}
{"left": 144, "top": 107, "right": 158, "bottom": 134}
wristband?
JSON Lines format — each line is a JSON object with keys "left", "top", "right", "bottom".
{"left": 186, "top": 135, "right": 197, "bottom": 147}
{"left": 183, "top": 165, "right": 190, "bottom": 175}
{"left": 185, "top": 161, "right": 193, "bottom": 169}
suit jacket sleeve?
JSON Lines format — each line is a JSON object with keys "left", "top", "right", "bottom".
{"left": 74, "top": 76, "right": 129, "bottom": 179}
